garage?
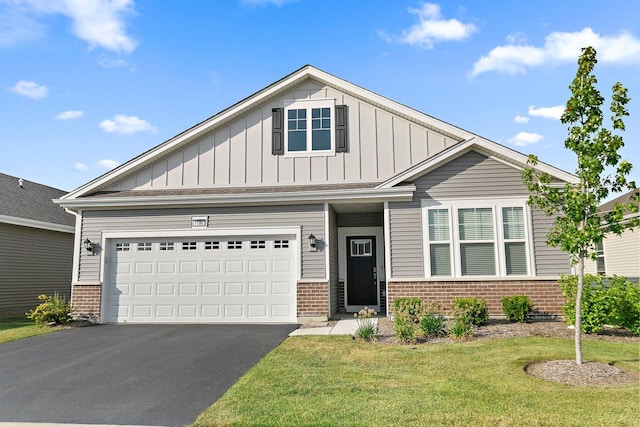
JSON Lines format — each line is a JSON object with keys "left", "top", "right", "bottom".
{"left": 104, "top": 234, "right": 297, "bottom": 323}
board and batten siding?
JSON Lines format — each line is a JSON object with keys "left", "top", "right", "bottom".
{"left": 104, "top": 79, "right": 460, "bottom": 192}
{"left": 78, "top": 204, "right": 325, "bottom": 283}
{"left": 388, "top": 150, "right": 571, "bottom": 278}
{"left": 0, "top": 223, "right": 72, "bottom": 315}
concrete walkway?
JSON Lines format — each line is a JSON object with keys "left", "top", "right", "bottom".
{"left": 289, "top": 318, "right": 378, "bottom": 336}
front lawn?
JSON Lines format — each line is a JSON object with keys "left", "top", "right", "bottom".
{"left": 194, "top": 336, "right": 639, "bottom": 427}
{"left": 0, "top": 316, "right": 61, "bottom": 344}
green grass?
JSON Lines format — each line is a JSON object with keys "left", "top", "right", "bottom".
{"left": 194, "top": 336, "right": 640, "bottom": 427}
{"left": 0, "top": 316, "right": 62, "bottom": 344}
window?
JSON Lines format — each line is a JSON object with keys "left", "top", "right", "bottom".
{"left": 227, "top": 241, "right": 242, "bottom": 250}
{"left": 182, "top": 241, "right": 197, "bottom": 251}
{"left": 274, "top": 240, "right": 289, "bottom": 249}
{"left": 423, "top": 200, "right": 531, "bottom": 278}
{"left": 350, "top": 239, "right": 372, "bottom": 257}
{"left": 115, "top": 243, "right": 130, "bottom": 252}
{"left": 137, "top": 242, "right": 152, "bottom": 252}
{"left": 204, "top": 241, "right": 220, "bottom": 250}
{"left": 159, "top": 242, "right": 174, "bottom": 251}
{"left": 251, "top": 240, "right": 266, "bottom": 249}
{"left": 285, "top": 100, "right": 334, "bottom": 155}
{"left": 595, "top": 241, "right": 606, "bottom": 274}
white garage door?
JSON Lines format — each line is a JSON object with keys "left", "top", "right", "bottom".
{"left": 105, "top": 235, "right": 297, "bottom": 323}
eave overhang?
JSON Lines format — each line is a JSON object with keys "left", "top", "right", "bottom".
{"left": 0, "top": 214, "right": 74, "bottom": 233}
{"left": 54, "top": 185, "right": 416, "bottom": 211}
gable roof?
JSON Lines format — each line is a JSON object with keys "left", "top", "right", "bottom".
{"left": 599, "top": 189, "right": 640, "bottom": 220}
{"left": 377, "top": 136, "right": 578, "bottom": 188}
{"left": 0, "top": 173, "right": 74, "bottom": 233}
{"left": 60, "top": 65, "right": 475, "bottom": 201}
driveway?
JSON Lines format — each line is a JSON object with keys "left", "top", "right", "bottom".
{"left": 0, "top": 324, "right": 297, "bottom": 426}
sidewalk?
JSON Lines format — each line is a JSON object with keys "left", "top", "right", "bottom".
{"left": 289, "top": 318, "right": 378, "bottom": 336}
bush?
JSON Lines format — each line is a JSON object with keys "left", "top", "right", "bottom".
{"left": 501, "top": 295, "right": 534, "bottom": 323}
{"left": 419, "top": 312, "right": 447, "bottom": 337}
{"left": 354, "top": 307, "right": 378, "bottom": 341}
{"left": 451, "top": 297, "right": 488, "bottom": 326}
{"left": 26, "top": 293, "right": 71, "bottom": 325}
{"left": 448, "top": 317, "right": 475, "bottom": 340}
{"left": 393, "top": 297, "right": 423, "bottom": 323}
{"left": 392, "top": 298, "right": 424, "bottom": 343}
{"left": 559, "top": 274, "right": 640, "bottom": 335}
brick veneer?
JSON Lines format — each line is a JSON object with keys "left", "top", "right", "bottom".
{"left": 387, "top": 280, "right": 564, "bottom": 317}
{"left": 297, "top": 281, "right": 329, "bottom": 318}
{"left": 71, "top": 282, "right": 101, "bottom": 319}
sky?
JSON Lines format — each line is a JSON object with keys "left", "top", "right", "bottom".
{"left": 1, "top": 0, "right": 639, "bottom": 193}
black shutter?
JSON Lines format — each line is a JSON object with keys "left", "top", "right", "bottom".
{"left": 272, "top": 108, "right": 284, "bottom": 155}
{"left": 335, "top": 104, "right": 348, "bottom": 152}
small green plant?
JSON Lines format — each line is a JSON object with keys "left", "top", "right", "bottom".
{"left": 448, "top": 317, "right": 475, "bottom": 340}
{"left": 393, "top": 312, "right": 418, "bottom": 343}
{"left": 451, "top": 297, "right": 488, "bottom": 326}
{"left": 354, "top": 307, "right": 378, "bottom": 341}
{"left": 419, "top": 312, "right": 447, "bottom": 337}
{"left": 393, "top": 297, "right": 423, "bottom": 323}
{"left": 605, "top": 276, "right": 640, "bottom": 336}
{"left": 26, "top": 293, "right": 71, "bottom": 325}
{"left": 501, "top": 295, "right": 534, "bottom": 323}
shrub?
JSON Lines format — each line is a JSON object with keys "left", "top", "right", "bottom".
{"left": 501, "top": 295, "right": 534, "bottom": 323}
{"left": 607, "top": 276, "right": 640, "bottom": 335}
{"left": 393, "top": 297, "right": 423, "bottom": 324}
{"left": 451, "top": 297, "right": 488, "bottom": 326}
{"left": 393, "top": 312, "right": 418, "bottom": 343}
{"left": 26, "top": 293, "right": 71, "bottom": 325}
{"left": 448, "top": 317, "right": 475, "bottom": 340}
{"left": 419, "top": 312, "right": 447, "bottom": 337}
{"left": 354, "top": 307, "right": 378, "bottom": 341}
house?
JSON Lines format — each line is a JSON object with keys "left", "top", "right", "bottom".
{"left": 56, "top": 65, "right": 577, "bottom": 324}
{"left": 586, "top": 190, "right": 640, "bottom": 281}
{"left": 0, "top": 173, "right": 74, "bottom": 316}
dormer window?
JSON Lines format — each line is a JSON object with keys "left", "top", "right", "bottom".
{"left": 272, "top": 101, "right": 348, "bottom": 156}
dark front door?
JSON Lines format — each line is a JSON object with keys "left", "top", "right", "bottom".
{"left": 346, "top": 236, "right": 377, "bottom": 307}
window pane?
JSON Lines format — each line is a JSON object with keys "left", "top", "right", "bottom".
{"left": 288, "top": 110, "right": 297, "bottom": 119}
{"left": 312, "top": 118, "right": 321, "bottom": 129}
{"left": 312, "top": 108, "right": 320, "bottom": 118}
{"left": 459, "top": 208, "right": 494, "bottom": 240}
{"left": 288, "top": 130, "right": 306, "bottom": 151}
{"left": 505, "top": 242, "right": 527, "bottom": 275}
{"left": 430, "top": 244, "right": 451, "bottom": 276}
{"left": 460, "top": 243, "right": 495, "bottom": 275}
{"left": 428, "top": 209, "right": 449, "bottom": 241}
{"left": 312, "top": 129, "right": 331, "bottom": 150}
{"left": 502, "top": 207, "right": 525, "bottom": 239}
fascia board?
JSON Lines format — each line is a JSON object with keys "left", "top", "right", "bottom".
{"left": 378, "top": 137, "right": 578, "bottom": 188}
{"left": 55, "top": 185, "right": 416, "bottom": 210}
{"left": 0, "top": 214, "right": 74, "bottom": 233}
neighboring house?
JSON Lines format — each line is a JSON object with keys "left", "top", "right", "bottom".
{"left": 586, "top": 190, "right": 640, "bottom": 281}
{"left": 0, "top": 173, "right": 74, "bottom": 316}
{"left": 56, "top": 65, "right": 576, "bottom": 324}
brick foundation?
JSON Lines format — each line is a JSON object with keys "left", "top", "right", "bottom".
{"left": 71, "top": 282, "right": 101, "bottom": 320}
{"left": 297, "top": 281, "right": 329, "bottom": 318}
{"left": 387, "top": 280, "right": 564, "bottom": 317}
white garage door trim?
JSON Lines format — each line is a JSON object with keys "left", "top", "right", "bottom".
{"left": 100, "top": 227, "right": 301, "bottom": 324}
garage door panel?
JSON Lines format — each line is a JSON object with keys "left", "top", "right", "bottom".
{"left": 106, "top": 236, "right": 297, "bottom": 323}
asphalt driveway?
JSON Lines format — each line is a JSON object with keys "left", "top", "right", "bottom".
{"left": 0, "top": 323, "right": 297, "bottom": 426}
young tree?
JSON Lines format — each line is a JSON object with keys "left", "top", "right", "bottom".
{"left": 522, "top": 46, "right": 639, "bottom": 365}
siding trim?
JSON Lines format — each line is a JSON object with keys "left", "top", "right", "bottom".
{"left": 0, "top": 214, "right": 74, "bottom": 233}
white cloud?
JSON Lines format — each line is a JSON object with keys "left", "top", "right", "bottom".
{"left": 56, "top": 110, "right": 84, "bottom": 120}
{"left": 98, "top": 55, "right": 129, "bottom": 68}
{"left": 74, "top": 162, "right": 88, "bottom": 171}
{"left": 472, "top": 28, "right": 640, "bottom": 75}
{"left": 99, "top": 114, "right": 157, "bottom": 134}
{"left": 514, "top": 115, "right": 529, "bottom": 124}
{"left": 4, "top": 0, "right": 137, "bottom": 54}
{"left": 95, "top": 159, "right": 120, "bottom": 169}
{"left": 509, "top": 131, "right": 543, "bottom": 147}
{"left": 9, "top": 80, "right": 48, "bottom": 99}
{"left": 528, "top": 105, "right": 564, "bottom": 120}
{"left": 382, "top": 2, "right": 477, "bottom": 49}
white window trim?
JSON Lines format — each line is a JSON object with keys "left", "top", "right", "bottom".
{"left": 283, "top": 98, "right": 336, "bottom": 157}
{"left": 421, "top": 198, "right": 534, "bottom": 279}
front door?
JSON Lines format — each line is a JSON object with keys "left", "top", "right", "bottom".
{"left": 346, "top": 236, "right": 378, "bottom": 311}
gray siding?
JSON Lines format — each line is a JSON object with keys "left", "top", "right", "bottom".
{"left": 328, "top": 206, "right": 338, "bottom": 315}
{"left": 104, "top": 79, "right": 460, "bottom": 192}
{"left": 531, "top": 209, "right": 571, "bottom": 276}
{"left": 389, "top": 150, "right": 571, "bottom": 278}
{"left": 414, "top": 150, "right": 530, "bottom": 198}
{"left": 0, "top": 223, "right": 72, "bottom": 315}
{"left": 336, "top": 212, "right": 383, "bottom": 227}
{"left": 79, "top": 204, "right": 325, "bottom": 282}
{"left": 388, "top": 200, "right": 424, "bottom": 278}
{"left": 603, "top": 228, "right": 639, "bottom": 278}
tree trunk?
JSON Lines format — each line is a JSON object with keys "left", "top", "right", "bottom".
{"left": 575, "top": 256, "right": 584, "bottom": 365}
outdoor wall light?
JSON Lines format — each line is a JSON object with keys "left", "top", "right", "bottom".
{"left": 83, "top": 238, "right": 94, "bottom": 253}
{"left": 308, "top": 234, "right": 316, "bottom": 250}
